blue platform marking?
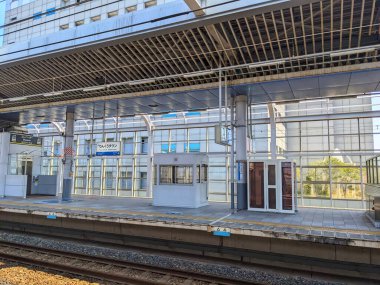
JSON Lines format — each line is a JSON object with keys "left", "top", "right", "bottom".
{"left": 212, "top": 231, "right": 231, "bottom": 237}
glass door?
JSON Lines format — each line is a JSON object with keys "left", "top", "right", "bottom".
{"left": 249, "top": 162, "right": 265, "bottom": 209}
{"left": 267, "top": 164, "right": 277, "bottom": 210}
{"left": 281, "top": 162, "right": 293, "bottom": 211}
{"left": 248, "top": 160, "right": 295, "bottom": 212}
{"left": 249, "top": 161, "right": 277, "bottom": 210}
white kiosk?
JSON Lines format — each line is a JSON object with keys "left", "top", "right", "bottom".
{"left": 153, "top": 153, "right": 208, "bottom": 208}
{"left": 0, "top": 132, "right": 58, "bottom": 198}
{"left": 247, "top": 159, "right": 296, "bottom": 213}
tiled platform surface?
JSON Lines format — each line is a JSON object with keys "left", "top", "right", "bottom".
{"left": 0, "top": 196, "right": 379, "bottom": 247}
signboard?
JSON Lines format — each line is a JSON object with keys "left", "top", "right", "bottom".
{"left": 19, "top": 155, "right": 32, "bottom": 161}
{"left": 96, "top": 142, "right": 121, "bottom": 156}
{"left": 237, "top": 161, "right": 247, "bottom": 183}
{"left": 47, "top": 212, "right": 57, "bottom": 220}
{"left": 215, "top": 125, "right": 232, "bottom": 146}
{"left": 210, "top": 226, "right": 231, "bottom": 237}
{"left": 10, "top": 133, "right": 42, "bottom": 146}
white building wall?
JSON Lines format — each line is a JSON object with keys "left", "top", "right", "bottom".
{"left": 0, "top": 133, "right": 10, "bottom": 197}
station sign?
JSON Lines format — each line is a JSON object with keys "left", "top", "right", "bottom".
{"left": 10, "top": 133, "right": 42, "bottom": 146}
{"left": 209, "top": 226, "right": 231, "bottom": 237}
{"left": 215, "top": 125, "right": 232, "bottom": 146}
{"left": 19, "top": 155, "right": 33, "bottom": 161}
{"left": 96, "top": 142, "right": 120, "bottom": 156}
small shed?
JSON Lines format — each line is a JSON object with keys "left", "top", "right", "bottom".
{"left": 153, "top": 153, "right": 208, "bottom": 208}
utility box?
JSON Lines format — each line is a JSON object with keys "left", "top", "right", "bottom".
{"left": 153, "top": 153, "right": 208, "bottom": 208}
{"left": 215, "top": 125, "right": 231, "bottom": 146}
{"left": 32, "top": 175, "right": 57, "bottom": 196}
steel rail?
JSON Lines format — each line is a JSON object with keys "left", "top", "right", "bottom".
{"left": 0, "top": 222, "right": 379, "bottom": 283}
{"left": 0, "top": 240, "right": 258, "bottom": 285}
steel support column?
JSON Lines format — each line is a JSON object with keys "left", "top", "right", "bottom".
{"left": 62, "top": 108, "right": 74, "bottom": 201}
{"left": 142, "top": 115, "right": 154, "bottom": 198}
{"left": 230, "top": 95, "right": 235, "bottom": 210}
{"left": 268, "top": 103, "right": 277, "bottom": 159}
{"left": 235, "top": 95, "right": 248, "bottom": 210}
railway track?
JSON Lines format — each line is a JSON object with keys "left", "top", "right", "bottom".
{"left": 0, "top": 240, "right": 256, "bottom": 285}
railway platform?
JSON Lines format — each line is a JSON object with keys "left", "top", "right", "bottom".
{"left": 0, "top": 195, "right": 379, "bottom": 280}
{"left": 0, "top": 196, "right": 378, "bottom": 246}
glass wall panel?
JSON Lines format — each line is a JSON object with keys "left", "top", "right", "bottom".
{"left": 134, "top": 157, "right": 147, "bottom": 196}
{"left": 122, "top": 137, "right": 134, "bottom": 154}
{"left": 249, "top": 162, "right": 264, "bottom": 208}
{"left": 208, "top": 127, "right": 227, "bottom": 152}
{"left": 268, "top": 165, "right": 276, "bottom": 185}
{"left": 28, "top": 100, "right": 379, "bottom": 208}
{"left": 89, "top": 158, "right": 102, "bottom": 195}
{"left": 118, "top": 156, "right": 133, "bottom": 197}
{"left": 208, "top": 156, "right": 227, "bottom": 199}
{"left": 75, "top": 166, "right": 87, "bottom": 195}
{"left": 160, "top": 166, "right": 173, "bottom": 184}
{"left": 103, "top": 158, "right": 117, "bottom": 196}
{"left": 301, "top": 157, "right": 330, "bottom": 199}
{"left": 281, "top": 162, "right": 293, "bottom": 210}
{"left": 175, "top": 166, "right": 192, "bottom": 184}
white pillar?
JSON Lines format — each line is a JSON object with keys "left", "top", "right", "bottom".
{"left": 142, "top": 115, "right": 154, "bottom": 198}
{"left": 0, "top": 133, "right": 10, "bottom": 197}
{"left": 268, "top": 103, "right": 277, "bottom": 159}
{"left": 62, "top": 108, "right": 74, "bottom": 201}
{"left": 147, "top": 129, "right": 154, "bottom": 198}
{"left": 235, "top": 95, "right": 248, "bottom": 210}
{"left": 230, "top": 96, "right": 235, "bottom": 209}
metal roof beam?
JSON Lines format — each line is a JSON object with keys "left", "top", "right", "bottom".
{"left": 2, "top": 61, "right": 379, "bottom": 114}
{"left": 184, "top": 0, "right": 205, "bottom": 17}
{"left": 249, "top": 109, "right": 380, "bottom": 125}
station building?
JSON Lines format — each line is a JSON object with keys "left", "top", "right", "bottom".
{"left": 0, "top": 0, "right": 379, "bottom": 213}
{"left": 1, "top": 2, "right": 380, "bottom": 278}
{"left": 19, "top": 98, "right": 376, "bottom": 210}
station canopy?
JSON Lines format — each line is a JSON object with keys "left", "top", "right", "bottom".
{"left": 0, "top": 0, "right": 379, "bottom": 125}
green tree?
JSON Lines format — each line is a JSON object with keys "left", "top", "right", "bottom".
{"left": 304, "top": 157, "right": 360, "bottom": 198}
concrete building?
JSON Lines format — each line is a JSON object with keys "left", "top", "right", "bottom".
{"left": 3, "top": 0, "right": 179, "bottom": 45}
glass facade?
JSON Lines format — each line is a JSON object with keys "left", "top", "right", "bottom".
{"left": 0, "top": 1, "right": 4, "bottom": 46}
{"left": 3, "top": 0, "right": 175, "bottom": 45}
{"left": 27, "top": 96, "right": 380, "bottom": 209}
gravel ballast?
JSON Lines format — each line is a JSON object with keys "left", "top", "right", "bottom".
{"left": 0, "top": 259, "right": 100, "bottom": 285}
{"left": 0, "top": 230, "right": 344, "bottom": 285}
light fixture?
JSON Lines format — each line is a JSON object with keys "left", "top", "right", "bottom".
{"left": 330, "top": 47, "right": 376, "bottom": 57}
{"left": 358, "top": 92, "right": 380, "bottom": 99}
{"left": 43, "top": 91, "right": 64, "bottom": 97}
{"left": 128, "top": 79, "right": 156, "bottom": 85}
{"left": 8, "top": 96, "right": 27, "bottom": 102}
{"left": 328, "top": 94, "right": 358, "bottom": 100}
{"left": 183, "top": 70, "right": 215, "bottom": 78}
{"left": 82, "top": 86, "right": 106, "bottom": 92}
{"left": 106, "top": 82, "right": 126, "bottom": 88}
{"left": 249, "top": 60, "right": 286, "bottom": 69}
{"left": 299, "top": 99, "right": 328, "bottom": 104}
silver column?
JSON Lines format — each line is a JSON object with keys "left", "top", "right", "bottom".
{"left": 268, "top": 103, "right": 277, "bottom": 159}
{"left": 230, "top": 96, "right": 235, "bottom": 210}
{"left": 146, "top": 129, "right": 154, "bottom": 198}
{"left": 62, "top": 108, "right": 74, "bottom": 201}
{"left": 235, "top": 95, "right": 248, "bottom": 210}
